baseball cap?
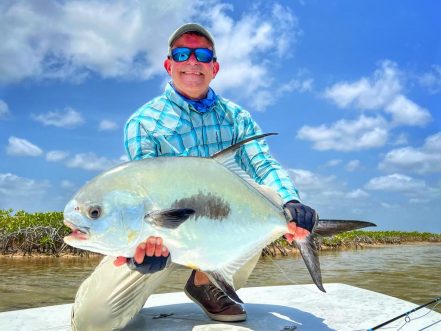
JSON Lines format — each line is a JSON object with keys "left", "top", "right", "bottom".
{"left": 168, "top": 23, "right": 216, "bottom": 57}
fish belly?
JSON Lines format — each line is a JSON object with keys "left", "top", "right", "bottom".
{"left": 164, "top": 214, "right": 287, "bottom": 271}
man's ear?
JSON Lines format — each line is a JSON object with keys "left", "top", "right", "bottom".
{"left": 164, "top": 58, "right": 172, "bottom": 75}
{"left": 212, "top": 61, "right": 220, "bottom": 78}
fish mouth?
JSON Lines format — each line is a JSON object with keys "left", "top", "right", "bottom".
{"left": 63, "top": 220, "right": 90, "bottom": 240}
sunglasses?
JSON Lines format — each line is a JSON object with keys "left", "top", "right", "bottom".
{"left": 170, "top": 47, "right": 216, "bottom": 63}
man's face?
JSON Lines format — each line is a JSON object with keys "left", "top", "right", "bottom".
{"left": 164, "top": 33, "right": 220, "bottom": 100}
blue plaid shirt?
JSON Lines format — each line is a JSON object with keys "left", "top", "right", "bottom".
{"left": 124, "top": 83, "right": 300, "bottom": 203}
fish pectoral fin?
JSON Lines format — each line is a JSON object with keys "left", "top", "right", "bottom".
{"left": 146, "top": 208, "right": 195, "bottom": 229}
{"left": 204, "top": 270, "right": 243, "bottom": 304}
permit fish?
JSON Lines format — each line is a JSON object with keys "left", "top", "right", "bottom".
{"left": 63, "top": 133, "right": 375, "bottom": 302}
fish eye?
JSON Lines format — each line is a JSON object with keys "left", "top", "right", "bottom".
{"left": 88, "top": 206, "right": 102, "bottom": 219}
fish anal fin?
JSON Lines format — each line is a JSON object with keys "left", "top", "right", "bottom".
{"left": 205, "top": 270, "right": 244, "bottom": 304}
{"left": 146, "top": 208, "right": 195, "bottom": 229}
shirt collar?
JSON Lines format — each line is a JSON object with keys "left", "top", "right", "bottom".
{"left": 165, "top": 82, "right": 218, "bottom": 114}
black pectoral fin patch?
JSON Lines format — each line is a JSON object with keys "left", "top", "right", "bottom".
{"left": 146, "top": 208, "right": 195, "bottom": 229}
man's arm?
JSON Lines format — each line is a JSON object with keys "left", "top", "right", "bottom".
{"left": 235, "top": 112, "right": 317, "bottom": 238}
{"left": 235, "top": 112, "right": 300, "bottom": 203}
{"left": 124, "top": 118, "right": 158, "bottom": 160}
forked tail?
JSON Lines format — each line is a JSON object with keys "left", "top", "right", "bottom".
{"left": 294, "top": 218, "right": 376, "bottom": 292}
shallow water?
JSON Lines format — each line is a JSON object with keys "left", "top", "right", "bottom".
{"left": 0, "top": 244, "right": 440, "bottom": 313}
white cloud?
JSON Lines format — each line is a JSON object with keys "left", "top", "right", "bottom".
{"left": 250, "top": 76, "right": 313, "bottom": 111}
{"left": 279, "top": 78, "right": 313, "bottom": 94}
{"left": 365, "top": 173, "right": 426, "bottom": 192}
{"left": 379, "top": 132, "right": 441, "bottom": 174}
{"left": 346, "top": 189, "right": 369, "bottom": 199}
{"left": 99, "top": 119, "right": 118, "bottom": 131}
{"left": 345, "top": 160, "right": 361, "bottom": 172}
{"left": 46, "top": 150, "right": 69, "bottom": 162}
{"left": 0, "top": 1, "right": 200, "bottom": 84}
{"left": 66, "top": 152, "right": 120, "bottom": 171}
{"left": 324, "top": 60, "right": 431, "bottom": 127}
{"left": 385, "top": 95, "right": 430, "bottom": 127}
{"left": 364, "top": 173, "right": 441, "bottom": 206}
{"left": 0, "top": 173, "right": 66, "bottom": 211}
{"left": 6, "top": 136, "right": 43, "bottom": 156}
{"left": 297, "top": 115, "right": 388, "bottom": 151}
{"left": 289, "top": 169, "right": 337, "bottom": 193}
{"left": 381, "top": 202, "right": 399, "bottom": 209}
{"left": 1, "top": 1, "right": 302, "bottom": 110}
{"left": 419, "top": 65, "right": 441, "bottom": 94}
{"left": 393, "top": 133, "right": 408, "bottom": 146}
{"left": 119, "top": 154, "right": 129, "bottom": 163}
{"left": 324, "top": 159, "right": 341, "bottom": 167}
{"left": 0, "top": 172, "right": 49, "bottom": 197}
{"left": 31, "top": 107, "right": 84, "bottom": 128}
{"left": 324, "top": 61, "right": 401, "bottom": 109}
{"left": 0, "top": 100, "right": 10, "bottom": 118}
{"left": 200, "top": 3, "right": 302, "bottom": 110}
{"left": 61, "top": 180, "right": 75, "bottom": 189}
{"left": 287, "top": 168, "right": 373, "bottom": 218}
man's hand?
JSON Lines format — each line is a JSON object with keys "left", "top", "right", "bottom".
{"left": 283, "top": 201, "right": 317, "bottom": 243}
{"left": 113, "top": 236, "right": 170, "bottom": 274}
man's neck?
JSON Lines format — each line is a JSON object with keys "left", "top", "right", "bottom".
{"left": 173, "top": 86, "right": 208, "bottom": 100}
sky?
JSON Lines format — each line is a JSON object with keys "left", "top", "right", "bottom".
{"left": 1, "top": 0, "right": 440, "bottom": 233}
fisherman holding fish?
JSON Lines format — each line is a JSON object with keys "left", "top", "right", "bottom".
{"left": 71, "top": 23, "right": 317, "bottom": 330}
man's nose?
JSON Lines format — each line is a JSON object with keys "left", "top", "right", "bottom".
{"left": 187, "top": 52, "right": 198, "bottom": 64}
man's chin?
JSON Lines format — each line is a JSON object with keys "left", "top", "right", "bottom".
{"left": 175, "top": 82, "right": 208, "bottom": 99}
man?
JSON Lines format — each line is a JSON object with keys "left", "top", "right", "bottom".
{"left": 71, "top": 23, "right": 316, "bottom": 330}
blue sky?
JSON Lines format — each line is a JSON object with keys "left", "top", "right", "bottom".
{"left": 1, "top": 0, "right": 440, "bottom": 233}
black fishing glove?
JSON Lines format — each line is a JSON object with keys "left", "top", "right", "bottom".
{"left": 283, "top": 200, "right": 317, "bottom": 233}
{"left": 127, "top": 254, "right": 171, "bottom": 274}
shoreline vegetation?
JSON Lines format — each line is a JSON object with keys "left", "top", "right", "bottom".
{"left": 1, "top": 209, "right": 440, "bottom": 258}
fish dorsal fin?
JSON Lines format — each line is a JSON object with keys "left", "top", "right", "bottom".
{"left": 145, "top": 208, "right": 195, "bottom": 229}
{"left": 211, "top": 133, "right": 278, "bottom": 164}
{"left": 211, "top": 133, "right": 283, "bottom": 211}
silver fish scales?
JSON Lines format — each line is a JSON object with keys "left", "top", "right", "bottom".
{"left": 64, "top": 134, "right": 375, "bottom": 302}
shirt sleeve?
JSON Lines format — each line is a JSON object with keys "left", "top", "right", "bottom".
{"left": 235, "top": 111, "right": 301, "bottom": 204}
{"left": 124, "top": 118, "right": 158, "bottom": 160}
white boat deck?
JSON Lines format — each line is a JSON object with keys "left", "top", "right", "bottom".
{"left": 1, "top": 284, "right": 440, "bottom": 331}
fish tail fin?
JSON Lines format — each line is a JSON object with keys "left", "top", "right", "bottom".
{"left": 294, "top": 234, "right": 326, "bottom": 292}
{"left": 295, "top": 218, "right": 376, "bottom": 292}
{"left": 314, "top": 219, "right": 376, "bottom": 237}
